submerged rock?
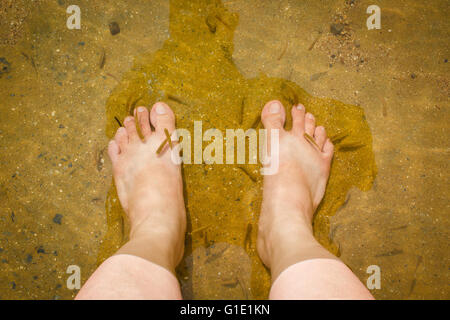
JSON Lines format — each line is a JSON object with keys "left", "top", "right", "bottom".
{"left": 108, "top": 22, "right": 120, "bottom": 35}
{"left": 330, "top": 23, "right": 345, "bottom": 35}
{"left": 0, "top": 57, "right": 11, "bottom": 77}
{"left": 52, "top": 214, "right": 63, "bottom": 225}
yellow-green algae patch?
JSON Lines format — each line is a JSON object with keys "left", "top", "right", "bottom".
{"left": 98, "top": 0, "right": 376, "bottom": 299}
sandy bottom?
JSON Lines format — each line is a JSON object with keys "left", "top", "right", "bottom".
{"left": 0, "top": 0, "right": 448, "bottom": 299}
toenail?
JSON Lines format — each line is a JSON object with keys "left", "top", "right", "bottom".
{"left": 155, "top": 104, "right": 167, "bottom": 115}
{"left": 269, "top": 101, "right": 281, "bottom": 114}
{"left": 138, "top": 107, "right": 146, "bottom": 113}
{"left": 307, "top": 113, "right": 314, "bottom": 120}
{"left": 296, "top": 104, "right": 304, "bottom": 110}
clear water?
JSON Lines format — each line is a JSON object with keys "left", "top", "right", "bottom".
{"left": 0, "top": 0, "right": 448, "bottom": 299}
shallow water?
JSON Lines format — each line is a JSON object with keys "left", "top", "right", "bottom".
{"left": 0, "top": 0, "right": 448, "bottom": 299}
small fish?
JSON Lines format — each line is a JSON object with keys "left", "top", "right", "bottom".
{"left": 215, "top": 15, "right": 231, "bottom": 30}
{"left": 310, "top": 72, "right": 327, "bottom": 81}
{"left": 375, "top": 249, "right": 403, "bottom": 257}
{"left": 21, "top": 52, "right": 38, "bottom": 74}
{"left": 281, "top": 82, "right": 299, "bottom": 106}
{"left": 330, "top": 131, "right": 349, "bottom": 144}
{"left": 167, "top": 94, "right": 189, "bottom": 106}
{"left": 99, "top": 48, "right": 106, "bottom": 69}
{"left": 239, "top": 98, "right": 245, "bottom": 125}
{"left": 91, "top": 197, "right": 102, "bottom": 204}
{"left": 222, "top": 279, "right": 239, "bottom": 288}
{"left": 127, "top": 95, "right": 143, "bottom": 115}
{"left": 336, "top": 243, "right": 342, "bottom": 257}
{"left": 237, "top": 275, "right": 249, "bottom": 299}
{"left": 204, "top": 231, "right": 211, "bottom": 250}
{"left": 391, "top": 225, "right": 408, "bottom": 231}
{"left": 106, "top": 72, "right": 120, "bottom": 83}
{"left": 328, "top": 224, "right": 340, "bottom": 242}
{"left": 250, "top": 116, "right": 261, "bottom": 129}
{"left": 308, "top": 32, "right": 322, "bottom": 51}
{"left": 190, "top": 224, "right": 211, "bottom": 235}
{"left": 205, "top": 244, "right": 229, "bottom": 263}
{"left": 338, "top": 142, "right": 365, "bottom": 152}
{"left": 156, "top": 137, "right": 169, "bottom": 155}
{"left": 243, "top": 223, "right": 253, "bottom": 250}
{"left": 114, "top": 116, "right": 123, "bottom": 127}
{"left": 382, "top": 102, "right": 388, "bottom": 117}
{"left": 156, "top": 128, "right": 173, "bottom": 155}
{"left": 120, "top": 216, "right": 125, "bottom": 238}
{"left": 414, "top": 256, "right": 423, "bottom": 273}
{"left": 237, "top": 166, "right": 257, "bottom": 183}
{"left": 205, "top": 14, "right": 217, "bottom": 33}
{"left": 278, "top": 41, "right": 288, "bottom": 60}
{"left": 164, "top": 129, "right": 173, "bottom": 149}
{"left": 408, "top": 279, "right": 416, "bottom": 296}
{"left": 304, "top": 132, "right": 320, "bottom": 149}
{"left": 340, "top": 193, "right": 351, "bottom": 209}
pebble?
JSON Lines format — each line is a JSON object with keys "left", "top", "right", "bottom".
{"left": 109, "top": 22, "right": 120, "bottom": 35}
{"left": 330, "top": 23, "right": 344, "bottom": 35}
{"left": 53, "top": 214, "right": 63, "bottom": 225}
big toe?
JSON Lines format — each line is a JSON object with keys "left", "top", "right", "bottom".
{"left": 150, "top": 102, "right": 176, "bottom": 136}
{"left": 261, "top": 100, "right": 286, "bottom": 130}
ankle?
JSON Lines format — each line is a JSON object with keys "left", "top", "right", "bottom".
{"left": 262, "top": 209, "right": 340, "bottom": 281}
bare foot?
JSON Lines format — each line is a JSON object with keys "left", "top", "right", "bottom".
{"left": 107, "top": 102, "right": 186, "bottom": 273}
{"left": 257, "top": 100, "right": 337, "bottom": 282}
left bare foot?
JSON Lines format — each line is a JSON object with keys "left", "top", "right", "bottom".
{"left": 108, "top": 102, "right": 186, "bottom": 272}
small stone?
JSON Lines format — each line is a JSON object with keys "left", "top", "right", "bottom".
{"left": 330, "top": 23, "right": 344, "bottom": 35}
{"left": 25, "top": 254, "right": 33, "bottom": 263}
{"left": 411, "top": 73, "right": 416, "bottom": 79}
{"left": 109, "top": 22, "right": 120, "bottom": 35}
{"left": 53, "top": 214, "right": 63, "bottom": 225}
{"left": 36, "top": 246, "right": 46, "bottom": 254}
{"left": 0, "top": 57, "right": 11, "bottom": 77}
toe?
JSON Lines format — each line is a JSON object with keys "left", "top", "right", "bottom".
{"left": 304, "top": 112, "right": 316, "bottom": 136}
{"left": 323, "top": 138, "right": 334, "bottom": 160}
{"left": 291, "top": 104, "right": 306, "bottom": 136}
{"left": 124, "top": 116, "right": 139, "bottom": 142}
{"left": 261, "top": 100, "right": 286, "bottom": 130}
{"left": 136, "top": 106, "right": 152, "bottom": 139}
{"left": 114, "top": 127, "right": 128, "bottom": 152}
{"left": 108, "top": 140, "right": 120, "bottom": 163}
{"left": 314, "top": 126, "right": 327, "bottom": 150}
{"left": 150, "top": 102, "right": 176, "bottom": 135}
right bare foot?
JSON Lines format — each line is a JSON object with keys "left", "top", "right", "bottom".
{"left": 257, "top": 100, "right": 338, "bottom": 282}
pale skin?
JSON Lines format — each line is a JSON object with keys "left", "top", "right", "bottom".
{"left": 107, "top": 100, "right": 338, "bottom": 281}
